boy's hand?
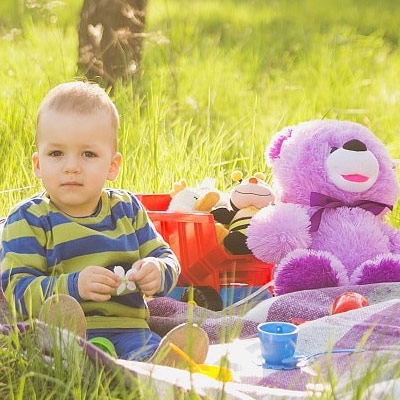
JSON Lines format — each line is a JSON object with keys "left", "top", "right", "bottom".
{"left": 129, "top": 257, "right": 162, "bottom": 296}
{"left": 78, "top": 266, "right": 120, "bottom": 301}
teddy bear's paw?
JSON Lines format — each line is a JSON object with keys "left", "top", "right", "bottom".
{"left": 247, "top": 203, "right": 312, "bottom": 263}
{"left": 274, "top": 249, "right": 349, "bottom": 295}
{"left": 351, "top": 254, "right": 400, "bottom": 285}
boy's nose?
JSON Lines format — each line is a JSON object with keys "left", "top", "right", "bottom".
{"left": 63, "top": 157, "right": 81, "bottom": 173}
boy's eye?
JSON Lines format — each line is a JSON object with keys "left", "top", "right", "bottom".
{"left": 49, "top": 151, "right": 63, "bottom": 157}
{"left": 83, "top": 151, "right": 97, "bottom": 158}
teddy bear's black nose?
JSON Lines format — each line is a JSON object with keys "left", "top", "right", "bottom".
{"left": 343, "top": 139, "right": 367, "bottom": 152}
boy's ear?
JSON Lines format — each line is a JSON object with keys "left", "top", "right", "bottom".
{"left": 32, "top": 152, "right": 41, "bottom": 178}
{"left": 107, "top": 152, "right": 122, "bottom": 181}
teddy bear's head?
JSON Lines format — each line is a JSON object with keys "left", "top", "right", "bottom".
{"left": 266, "top": 120, "right": 399, "bottom": 207}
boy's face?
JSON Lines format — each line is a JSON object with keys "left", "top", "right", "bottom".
{"left": 33, "top": 110, "right": 121, "bottom": 217}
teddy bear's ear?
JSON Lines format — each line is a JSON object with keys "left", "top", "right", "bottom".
{"left": 265, "top": 127, "right": 294, "bottom": 164}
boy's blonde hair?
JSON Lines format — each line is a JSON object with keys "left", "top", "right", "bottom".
{"left": 36, "top": 81, "right": 119, "bottom": 147}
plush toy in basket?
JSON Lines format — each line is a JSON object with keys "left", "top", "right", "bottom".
{"left": 168, "top": 178, "right": 227, "bottom": 213}
{"left": 247, "top": 120, "right": 400, "bottom": 295}
{"left": 211, "top": 171, "right": 275, "bottom": 255}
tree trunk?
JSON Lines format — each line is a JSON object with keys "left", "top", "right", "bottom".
{"left": 78, "top": 0, "right": 147, "bottom": 86}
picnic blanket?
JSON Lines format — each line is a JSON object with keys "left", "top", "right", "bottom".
{"left": 2, "top": 282, "right": 400, "bottom": 399}
{"left": 145, "top": 282, "right": 400, "bottom": 398}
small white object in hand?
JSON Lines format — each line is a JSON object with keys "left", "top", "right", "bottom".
{"left": 114, "top": 265, "right": 137, "bottom": 295}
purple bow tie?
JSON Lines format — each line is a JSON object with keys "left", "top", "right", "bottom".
{"left": 309, "top": 191, "right": 393, "bottom": 232}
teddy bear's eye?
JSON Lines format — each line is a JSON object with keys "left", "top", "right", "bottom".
{"left": 330, "top": 147, "right": 338, "bottom": 154}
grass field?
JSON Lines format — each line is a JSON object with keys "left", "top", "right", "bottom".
{"left": 1, "top": 0, "right": 400, "bottom": 217}
{"left": 2, "top": 0, "right": 400, "bottom": 398}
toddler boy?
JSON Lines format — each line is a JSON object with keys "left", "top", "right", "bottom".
{"left": 0, "top": 81, "right": 208, "bottom": 364}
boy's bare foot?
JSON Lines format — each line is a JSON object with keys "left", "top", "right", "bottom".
{"left": 149, "top": 323, "right": 209, "bottom": 368}
{"left": 36, "top": 294, "right": 87, "bottom": 357}
{"left": 38, "top": 294, "right": 86, "bottom": 338}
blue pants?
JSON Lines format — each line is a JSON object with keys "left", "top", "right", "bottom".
{"left": 87, "top": 328, "right": 162, "bottom": 361}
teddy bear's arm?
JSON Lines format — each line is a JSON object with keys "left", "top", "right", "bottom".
{"left": 246, "top": 202, "right": 312, "bottom": 264}
{"left": 381, "top": 223, "right": 400, "bottom": 254}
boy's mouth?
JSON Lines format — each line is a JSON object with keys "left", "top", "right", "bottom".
{"left": 61, "top": 182, "right": 83, "bottom": 186}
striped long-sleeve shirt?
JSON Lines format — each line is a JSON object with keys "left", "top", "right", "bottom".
{"left": 0, "top": 189, "right": 180, "bottom": 330}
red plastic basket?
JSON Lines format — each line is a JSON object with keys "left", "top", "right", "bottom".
{"left": 136, "top": 194, "right": 274, "bottom": 293}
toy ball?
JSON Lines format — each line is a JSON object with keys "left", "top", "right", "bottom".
{"left": 331, "top": 292, "right": 369, "bottom": 315}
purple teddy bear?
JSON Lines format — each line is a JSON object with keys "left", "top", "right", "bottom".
{"left": 247, "top": 120, "right": 400, "bottom": 295}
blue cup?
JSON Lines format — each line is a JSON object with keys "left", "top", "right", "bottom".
{"left": 257, "top": 322, "right": 299, "bottom": 368}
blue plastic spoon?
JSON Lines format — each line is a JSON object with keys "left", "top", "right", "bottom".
{"left": 281, "top": 348, "right": 364, "bottom": 368}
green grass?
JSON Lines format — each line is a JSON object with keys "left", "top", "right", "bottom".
{"left": 2, "top": 0, "right": 400, "bottom": 398}
{"left": 1, "top": 0, "right": 400, "bottom": 214}
{"left": 0, "top": 322, "right": 204, "bottom": 399}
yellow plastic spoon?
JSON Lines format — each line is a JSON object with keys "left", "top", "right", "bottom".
{"left": 169, "top": 343, "right": 233, "bottom": 382}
